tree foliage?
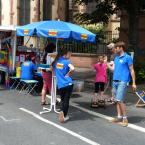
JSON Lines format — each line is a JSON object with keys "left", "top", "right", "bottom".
{"left": 75, "top": 0, "right": 115, "bottom": 24}
{"left": 75, "top": 0, "right": 145, "bottom": 51}
{"left": 75, "top": 0, "right": 145, "bottom": 24}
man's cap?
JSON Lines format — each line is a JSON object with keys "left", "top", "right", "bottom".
{"left": 107, "top": 43, "right": 115, "bottom": 49}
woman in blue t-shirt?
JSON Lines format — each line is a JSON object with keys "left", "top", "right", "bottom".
{"left": 52, "top": 49, "right": 74, "bottom": 123}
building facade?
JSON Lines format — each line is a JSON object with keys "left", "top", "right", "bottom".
{"left": 0, "top": 0, "right": 38, "bottom": 25}
{"left": 0, "top": 0, "right": 70, "bottom": 26}
{"left": 0, "top": 0, "right": 120, "bottom": 32}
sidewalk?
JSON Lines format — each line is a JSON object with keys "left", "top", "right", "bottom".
{"left": 73, "top": 67, "right": 145, "bottom": 103}
{"left": 71, "top": 67, "right": 145, "bottom": 127}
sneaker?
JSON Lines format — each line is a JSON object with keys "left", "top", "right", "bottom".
{"left": 110, "top": 117, "right": 122, "bottom": 123}
{"left": 59, "top": 111, "right": 64, "bottom": 123}
{"left": 64, "top": 116, "right": 70, "bottom": 122}
{"left": 120, "top": 118, "right": 128, "bottom": 127}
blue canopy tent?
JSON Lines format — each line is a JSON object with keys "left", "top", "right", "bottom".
{"left": 16, "top": 20, "right": 96, "bottom": 51}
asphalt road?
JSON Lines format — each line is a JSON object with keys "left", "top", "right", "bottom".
{"left": 0, "top": 89, "right": 145, "bottom": 145}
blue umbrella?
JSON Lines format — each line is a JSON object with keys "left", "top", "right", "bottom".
{"left": 16, "top": 20, "right": 96, "bottom": 43}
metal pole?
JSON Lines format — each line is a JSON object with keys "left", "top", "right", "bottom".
{"left": 56, "top": 38, "right": 58, "bottom": 53}
{"left": 39, "top": 75, "right": 60, "bottom": 114}
{"left": 12, "top": 31, "right": 17, "bottom": 72}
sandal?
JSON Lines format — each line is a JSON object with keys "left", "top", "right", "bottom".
{"left": 91, "top": 100, "right": 99, "bottom": 108}
{"left": 41, "top": 101, "right": 49, "bottom": 106}
{"left": 107, "top": 99, "right": 112, "bottom": 102}
{"left": 98, "top": 99, "right": 106, "bottom": 108}
{"left": 107, "top": 99, "right": 116, "bottom": 105}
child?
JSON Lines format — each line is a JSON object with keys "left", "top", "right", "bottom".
{"left": 91, "top": 55, "right": 107, "bottom": 108}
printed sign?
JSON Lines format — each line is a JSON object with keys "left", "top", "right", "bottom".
{"left": 56, "top": 63, "right": 64, "bottom": 69}
{"left": 20, "top": 54, "right": 25, "bottom": 62}
{"left": 81, "top": 34, "right": 87, "bottom": 40}
{"left": 48, "top": 30, "right": 57, "bottom": 36}
{"left": 24, "top": 29, "right": 29, "bottom": 35}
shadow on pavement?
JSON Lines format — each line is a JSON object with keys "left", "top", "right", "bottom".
{"left": 0, "top": 103, "right": 4, "bottom": 105}
{"left": 128, "top": 116, "right": 145, "bottom": 124}
{"left": 71, "top": 93, "right": 82, "bottom": 98}
{"left": 69, "top": 106, "right": 99, "bottom": 122}
{"left": 72, "top": 101, "right": 117, "bottom": 117}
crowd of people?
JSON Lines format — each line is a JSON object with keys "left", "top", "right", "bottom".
{"left": 19, "top": 41, "right": 136, "bottom": 127}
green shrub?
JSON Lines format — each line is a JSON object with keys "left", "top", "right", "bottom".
{"left": 81, "top": 24, "right": 106, "bottom": 43}
{"left": 134, "top": 62, "right": 145, "bottom": 83}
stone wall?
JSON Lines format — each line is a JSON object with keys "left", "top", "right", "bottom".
{"left": 70, "top": 53, "right": 98, "bottom": 68}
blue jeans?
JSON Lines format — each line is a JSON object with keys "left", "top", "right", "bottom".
{"left": 112, "top": 81, "right": 128, "bottom": 102}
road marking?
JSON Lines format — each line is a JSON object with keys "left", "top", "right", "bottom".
{"left": 71, "top": 102, "right": 145, "bottom": 133}
{"left": 0, "top": 116, "right": 20, "bottom": 122}
{"left": 19, "top": 107, "right": 100, "bottom": 145}
{"left": 71, "top": 102, "right": 114, "bottom": 120}
{"left": 46, "top": 95, "right": 145, "bottom": 133}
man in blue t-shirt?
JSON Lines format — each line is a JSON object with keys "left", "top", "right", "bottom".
{"left": 21, "top": 55, "right": 37, "bottom": 80}
{"left": 108, "top": 41, "right": 136, "bottom": 127}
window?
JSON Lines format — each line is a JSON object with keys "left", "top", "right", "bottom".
{"left": 43, "top": 0, "right": 52, "bottom": 20}
{"left": 19, "top": 0, "right": 30, "bottom": 25}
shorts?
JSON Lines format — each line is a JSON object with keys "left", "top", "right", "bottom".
{"left": 42, "top": 71, "right": 52, "bottom": 93}
{"left": 95, "top": 82, "right": 105, "bottom": 93}
{"left": 112, "top": 81, "right": 128, "bottom": 102}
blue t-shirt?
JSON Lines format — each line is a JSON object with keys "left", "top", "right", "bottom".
{"left": 53, "top": 57, "right": 73, "bottom": 89}
{"left": 21, "top": 61, "right": 37, "bottom": 80}
{"left": 113, "top": 53, "right": 133, "bottom": 82}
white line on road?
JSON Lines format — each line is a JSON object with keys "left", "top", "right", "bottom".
{"left": 0, "top": 116, "right": 20, "bottom": 122}
{"left": 19, "top": 107, "right": 100, "bottom": 145}
{"left": 46, "top": 95, "right": 145, "bottom": 133}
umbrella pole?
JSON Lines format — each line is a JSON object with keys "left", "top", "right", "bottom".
{"left": 56, "top": 38, "right": 58, "bottom": 53}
